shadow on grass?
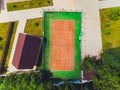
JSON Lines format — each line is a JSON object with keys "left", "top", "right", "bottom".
{"left": 41, "top": 69, "right": 52, "bottom": 80}
{"left": 0, "top": 22, "right": 15, "bottom": 73}
{"left": 36, "top": 37, "right": 47, "bottom": 67}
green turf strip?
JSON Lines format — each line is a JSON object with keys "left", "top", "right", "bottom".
{"left": 42, "top": 12, "right": 82, "bottom": 79}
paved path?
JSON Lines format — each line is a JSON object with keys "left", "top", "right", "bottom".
{"left": 53, "top": 0, "right": 74, "bottom": 9}
{"left": 8, "top": 20, "right": 26, "bottom": 72}
{"left": 0, "top": 6, "right": 53, "bottom": 23}
{"left": 75, "top": 0, "right": 102, "bottom": 58}
{"left": 99, "top": 0, "right": 120, "bottom": 9}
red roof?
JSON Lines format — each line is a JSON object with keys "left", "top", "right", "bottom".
{"left": 12, "top": 33, "right": 42, "bottom": 69}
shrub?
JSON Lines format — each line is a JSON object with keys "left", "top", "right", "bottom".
{"left": 29, "top": 3, "right": 33, "bottom": 7}
{"left": 103, "top": 29, "right": 111, "bottom": 35}
{"left": 47, "top": 1, "right": 51, "bottom": 4}
{"left": 34, "top": 22, "right": 39, "bottom": 27}
{"left": 104, "top": 42, "right": 112, "bottom": 49}
{"left": 108, "top": 8, "right": 120, "bottom": 20}
{"left": 0, "top": 45, "right": 3, "bottom": 50}
{"left": 12, "top": 5, "right": 17, "bottom": 8}
{"left": 81, "top": 56, "right": 95, "bottom": 71}
{"left": 38, "top": 2, "right": 41, "bottom": 5}
{"left": 104, "top": 22, "right": 110, "bottom": 27}
{"left": 0, "top": 37, "right": 3, "bottom": 41}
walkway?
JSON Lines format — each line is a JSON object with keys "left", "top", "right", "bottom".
{"left": 99, "top": 0, "right": 120, "bottom": 9}
{"left": 75, "top": 0, "right": 102, "bottom": 58}
{"left": 0, "top": 6, "right": 53, "bottom": 23}
{"left": 53, "top": 0, "right": 74, "bottom": 9}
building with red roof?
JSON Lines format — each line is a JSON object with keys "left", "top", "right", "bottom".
{"left": 12, "top": 33, "right": 42, "bottom": 69}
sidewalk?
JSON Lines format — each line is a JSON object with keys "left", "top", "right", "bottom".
{"left": 0, "top": 6, "right": 53, "bottom": 23}
{"left": 75, "top": 0, "right": 102, "bottom": 57}
{"left": 99, "top": 0, "right": 120, "bottom": 9}
{"left": 53, "top": 0, "right": 74, "bottom": 9}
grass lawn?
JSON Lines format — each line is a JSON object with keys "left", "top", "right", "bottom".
{"left": 5, "top": 22, "right": 18, "bottom": 67}
{"left": 7, "top": 0, "right": 53, "bottom": 11}
{"left": 100, "top": 7, "right": 120, "bottom": 50}
{"left": 0, "top": 23, "right": 10, "bottom": 61}
{"left": 24, "top": 18, "right": 43, "bottom": 36}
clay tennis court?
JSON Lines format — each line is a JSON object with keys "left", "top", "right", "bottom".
{"left": 50, "top": 20, "right": 74, "bottom": 70}
{"left": 43, "top": 12, "right": 81, "bottom": 78}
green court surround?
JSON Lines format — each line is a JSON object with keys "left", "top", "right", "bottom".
{"left": 42, "top": 12, "right": 82, "bottom": 79}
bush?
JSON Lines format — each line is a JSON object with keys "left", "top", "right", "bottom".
{"left": 103, "top": 29, "right": 111, "bottom": 35}
{"left": 108, "top": 8, "right": 120, "bottom": 20}
{"left": 0, "top": 37, "right": 3, "bottom": 41}
{"left": 47, "top": 1, "right": 51, "bottom": 4}
{"left": 81, "top": 56, "right": 95, "bottom": 71}
{"left": 104, "top": 22, "right": 110, "bottom": 27}
{"left": 34, "top": 22, "right": 39, "bottom": 27}
{"left": 104, "top": 42, "right": 112, "bottom": 49}
{"left": 0, "top": 45, "right": 3, "bottom": 50}
{"left": 12, "top": 5, "right": 17, "bottom": 8}
{"left": 29, "top": 3, "right": 33, "bottom": 7}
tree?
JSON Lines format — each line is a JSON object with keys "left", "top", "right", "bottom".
{"left": 65, "top": 84, "right": 70, "bottom": 90}
{"left": 37, "top": 84, "right": 45, "bottom": 90}
{"left": 81, "top": 48, "right": 120, "bottom": 90}
{"left": 57, "top": 85, "right": 65, "bottom": 90}
{"left": 46, "top": 81, "right": 53, "bottom": 90}
{"left": 81, "top": 56, "right": 95, "bottom": 71}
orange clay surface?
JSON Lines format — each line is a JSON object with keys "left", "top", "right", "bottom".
{"left": 50, "top": 20, "right": 74, "bottom": 70}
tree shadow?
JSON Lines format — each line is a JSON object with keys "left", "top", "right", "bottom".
{"left": 36, "top": 37, "right": 47, "bottom": 67}
{"left": 103, "top": 47, "right": 120, "bottom": 60}
{"left": 41, "top": 69, "right": 52, "bottom": 80}
{"left": 101, "top": 47, "right": 120, "bottom": 68}
{"left": 0, "top": 22, "right": 15, "bottom": 73}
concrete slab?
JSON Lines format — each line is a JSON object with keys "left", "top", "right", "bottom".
{"left": 75, "top": 0, "right": 102, "bottom": 58}
{"left": 99, "top": 0, "right": 120, "bottom": 9}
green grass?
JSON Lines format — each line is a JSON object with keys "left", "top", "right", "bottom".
{"left": 100, "top": 7, "right": 120, "bottom": 50}
{"left": 7, "top": 0, "right": 53, "bottom": 11}
{"left": 5, "top": 22, "right": 18, "bottom": 67}
{"left": 42, "top": 12, "right": 81, "bottom": 79}
{"left": 0, "top": 23, "right": 10, "bottom": 61}
{"left": 24, "top": 18, "right": 43, "bottom": 37}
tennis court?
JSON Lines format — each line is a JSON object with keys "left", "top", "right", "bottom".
{"left": 50, "top": 20, "right": 74, "bottom": 70}
{"left": 42, "top": 12, "right": 82, "bottom": 78}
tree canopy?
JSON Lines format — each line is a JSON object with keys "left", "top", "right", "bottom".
{"left": 82, "top": 48, "right": 120, "bottom": 90}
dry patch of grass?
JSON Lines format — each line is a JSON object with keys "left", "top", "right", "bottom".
{"left": 100, "top": 7, "right": 120, "bottom": 49}
{"left": 24, "top": 18, "right": 43, "bottom": 36}
{"left": 0, "top": 23, "right": 10, "bottom": 60}
{"left": 7, "top": 0, "right": 53, "bottom": 11}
